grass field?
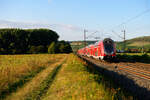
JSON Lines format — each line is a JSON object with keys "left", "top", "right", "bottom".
{"left": 117, "top": 53, "right": 150, "bottom": 55}
{"left": 117, "top": 53, "right": 150, "bottom": 63}
{"left": 0, "top": 54, "right": 134, "bottom": 100}
{"left": 43, "top": 54, "right": 134, "bottom": 100}
{"left": 116, "top": 36, "right": 150, "bottom": 49}
{"left": 0, "top": 54, "right": 67, "bottom": 99}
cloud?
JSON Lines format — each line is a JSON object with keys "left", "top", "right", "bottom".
{"left": 0, "top": 20, "right": 114, "bottom": 41}
{"left": 51, "top": 24, "right": 83, "bottom": 32}
{"left": 48, "top": 0, "right": 52, "bottom": 3}
{"left": 0, "top": 20, "right": 124, "bottom": 41}
{"left": 0, "top": 20, "right": 82, "bottom": 31}
{"left": 0, "top": 20, "right": 84, "bottom": 41}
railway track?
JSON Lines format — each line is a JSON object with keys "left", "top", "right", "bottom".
{"left": 79, "top": 55, "right": 150, "bottom": 100}
{"left": 117, "top": 64, "right": 150, "bottom": 81}
{"left": 80, "top": 55, "right": 150, "bottom": 83}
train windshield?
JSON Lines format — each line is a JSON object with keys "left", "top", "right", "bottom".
{"left": 103, "top": 38, "right": 114, "bottom": 54}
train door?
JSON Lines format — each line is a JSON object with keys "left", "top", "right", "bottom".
{"left": 93, "top": 46, "right": 98, "bottom": 58}
{"left": 95, "top": 47, "right": 98, "bottom": 56}
{"left": 91, "top": 46, "right": 94, "bottom": 57}
{"left": 97, "top": 46, "right": 101, "bottom": 56}
{"left": 87, "top": 48, "right": 90, "bottom": 56}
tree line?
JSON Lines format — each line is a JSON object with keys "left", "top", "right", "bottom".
{"left": 0, "top": 28, "right": 72, "bottom": 54}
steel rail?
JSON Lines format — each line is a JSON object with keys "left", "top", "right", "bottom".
{"left": 118, "top": 64, "right": 150, "bottom": 76}
{"left": 80, "top": 55, "right": 150, "bottom": 81}
{"left": 118, "top": 67, "right": 150, "bottom": 81}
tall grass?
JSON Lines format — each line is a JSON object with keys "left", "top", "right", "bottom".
{"left": 43, "top": 54, "right": 134, "bottom": 100}
{"left": 117, "top": 53, "right": 150, "bottom": 63}
{"left": 0, "top": 54, "right": 65, "bottom": 99}
{"left": 5, "top": 56, "right": 67, "bottom": 100}
{"left": 0, "top": 54, "right": 135, "bottom": 100}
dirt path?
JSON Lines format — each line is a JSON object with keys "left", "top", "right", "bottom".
{"left": 5, "top": 56, "right": 67, "bottom": 100}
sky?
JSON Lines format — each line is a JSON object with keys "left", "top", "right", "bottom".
{"left": 0, "top": 0, "right": 150, "bottom": 41}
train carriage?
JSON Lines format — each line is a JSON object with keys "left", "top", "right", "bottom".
{"left": 78, "top": 38, "right": 116, "bottom": 60}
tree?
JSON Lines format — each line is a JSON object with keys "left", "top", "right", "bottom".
{"left": 55, "top": 40, "right": 72, "bottom": 53}
{"left": 48, "top": 42, "right": 56, "bottom": 54}
{"left": 27, "top": 29, "right": 59, "bottom": 46}
{"left": 0, "top": 28, "right": 59, "bottom": 54}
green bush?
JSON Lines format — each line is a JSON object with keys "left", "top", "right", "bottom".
{"left": 117, "top": 53, "right": 150, "bottom": 63}
{"left": 0, "top": 28, "right": 59, "bottom": 54}
{"left": 48, "top": 42, "right": 56, "bottom": 54}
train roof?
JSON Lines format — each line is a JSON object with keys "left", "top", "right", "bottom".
{"left": 103, "top": 38, "right": 114, "bottom": 42}
{"left": 94, "top": 40, "right": 102, "bottom": 46}
{"left": 78, "top": 38, "right": 114, "bottom": 50}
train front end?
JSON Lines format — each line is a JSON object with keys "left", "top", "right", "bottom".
{"left": 103, "top": 38, "right": 116, "bottom": 60}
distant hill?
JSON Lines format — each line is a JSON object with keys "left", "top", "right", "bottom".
{"left": 70, "top": 41, "right": 96, "bottom": 52}
{"left": 70, "top": 36, "right": 150, "bottom": 52}
{"left": 116, "top": 36, "right": 150, "bottom": 50}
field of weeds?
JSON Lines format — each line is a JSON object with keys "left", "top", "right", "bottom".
{"left": 0, "top": 54, "right": 67, "bottom": 100}
{"left": 0, "top": 54, "right": 134, "bottom": 100}
{"left": 117, "top": 53, "right": 150, "bottom": 63}
{"left": 43, "top": 54, "right": 134, "bottom": 100}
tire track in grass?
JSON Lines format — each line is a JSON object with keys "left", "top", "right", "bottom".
{"left": 25, "top": 60, "right": 66, "bottom": 100}
{"left": 5, "top": 56, "right": 67, "bottom": 100}
{"left": 0, "top": 65, "right": 45, "bottom": 100}
{"left": 0, "top": 55, "right": 64, "bottom": 100}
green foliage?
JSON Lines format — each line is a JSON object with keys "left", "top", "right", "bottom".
{"left": 0, "top": 28, "right": 59, "bottom": 54}
{"left": 29, "top": 45, "right": 45, "bottom": 54}
{"left": 48, "top": 41, "right": 72, "bottom": 54}
{"left": 55, "top": 40, "right": 72, "bottom": 53}
{"left": 0, "top": 28, "right": 72, "bottom": 54}
{"left": 0, "top": 29, "right": 29, "bottom": 54}
{"left": 27, "top": 29, "right": 59, "bottom": 46}
{"left": 116, "top": 36, "right": 150, "bottom": 52}
{"left": 117, "top": 53, "right": 150, "bottom": 63}
{"left": 48, "top": 42, "right": 56, "bottom": 54}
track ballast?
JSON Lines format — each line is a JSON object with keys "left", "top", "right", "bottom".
{"left": 79, "top": 55, "right": 150, "bottom": 100}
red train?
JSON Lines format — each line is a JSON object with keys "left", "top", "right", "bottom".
{"left": 78, "top": 38, "right": 116, "bottom": 60}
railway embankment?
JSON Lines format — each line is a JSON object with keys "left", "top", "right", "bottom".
{"left": 78, "top": 55, "right": 150, "bottom": 100}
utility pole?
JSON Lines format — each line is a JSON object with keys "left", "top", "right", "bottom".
{"left": 142, "top": 37, "right": 144, "bottom": 53}
{"left": 84, "top": 29, "right": 87, "bottom": 47}
{"left": 122, "top": 30, "right": 126, "bottom": 52}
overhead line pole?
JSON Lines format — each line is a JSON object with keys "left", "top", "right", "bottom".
{"left": 142, "top": 37, "right": 144, "bottom": 53}
{"left": 109, "top": 9, "right": 150, "bottom": 41}
{"left": 84, "top": 29, "right": 87, "bottom": 47}
{"left": 122, "top": 30, "right": 126, "bottom": 52}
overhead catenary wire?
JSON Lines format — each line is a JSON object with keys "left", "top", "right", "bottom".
{"left": 113, "top": 9, "right": 150, "bottom": 31}
{"left": 110, "top": 9, "right": 150, "bottom": 39}
{"left": 86, "top": 31, "right": 99, "bottom": 39}
{"left": 82, "top": 8, "right": 150, "bottom": 42}
{"left": 112, "top": 30, "right": 124, "bottom": 39}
